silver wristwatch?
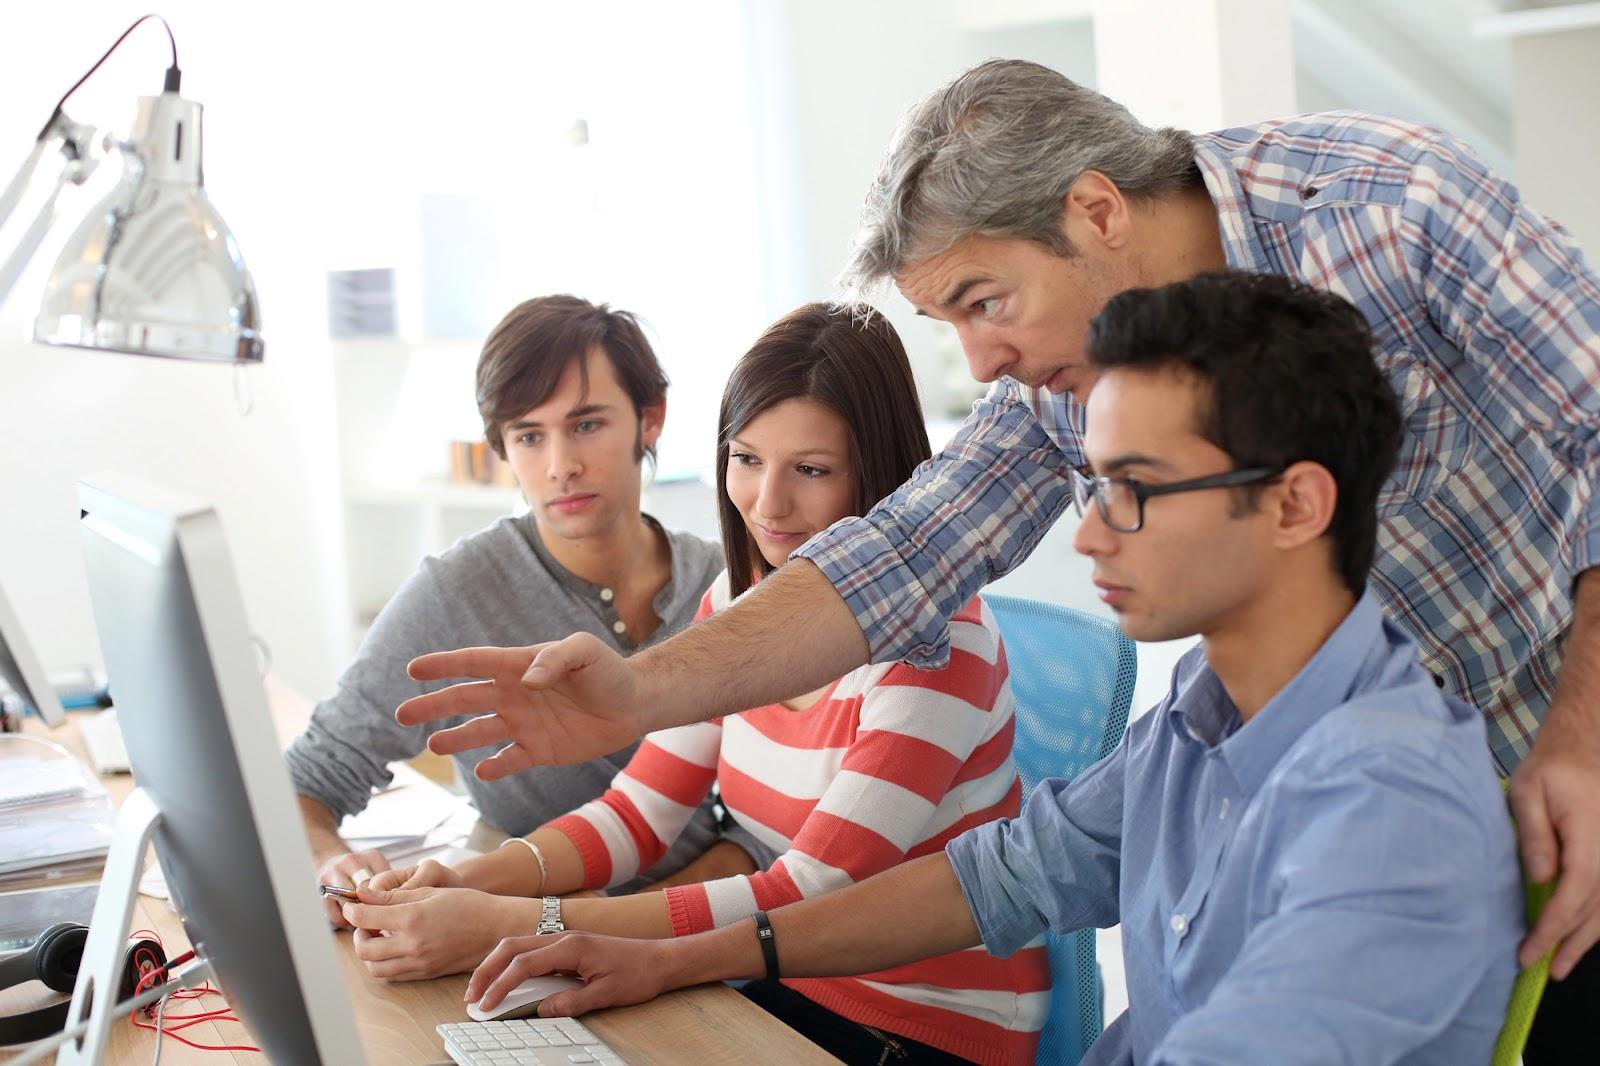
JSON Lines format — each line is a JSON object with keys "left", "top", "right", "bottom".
{"left": 536, "top": 895, "right": 564, "bottom": 935}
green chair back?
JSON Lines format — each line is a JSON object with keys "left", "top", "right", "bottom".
{"left": 1490, "top": 781, "right": 1557, "bottom": 1066}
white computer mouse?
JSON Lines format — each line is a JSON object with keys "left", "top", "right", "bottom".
{"left": 466, "top": 973, "right": 587, "bottom": 1022}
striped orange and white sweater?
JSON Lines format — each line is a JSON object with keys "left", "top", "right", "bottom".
{"left": 546, "top": 574, "right": 1049, "bottom": 1065}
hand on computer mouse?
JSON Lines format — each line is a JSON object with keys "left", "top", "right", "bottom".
{"left": 466, "top": 973, "right": 587, "bottom": 1021}
{"left": 317, "top": 848, "right": 393, "bottom": 929}
{"left": 467, "top": 931, "right": 677, "bottom": 1018}
{"left": 366, "top": 858, "right": 462, "bottom": 893}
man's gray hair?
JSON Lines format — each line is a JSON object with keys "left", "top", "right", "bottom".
{"left": 839, "top": 59, "right": 1197, "bottom": 298}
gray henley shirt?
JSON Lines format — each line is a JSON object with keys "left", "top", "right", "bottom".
{"left": 285, "top": 513, "right": 755, "bottom": 889}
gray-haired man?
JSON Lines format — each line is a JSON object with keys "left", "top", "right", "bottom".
{"left": 401, "top": 60, "right": 1600, "bottom": 1060}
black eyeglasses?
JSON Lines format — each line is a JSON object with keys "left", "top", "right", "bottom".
{"left": 1070, "top": 464, "right": 1283, "bottom": 533}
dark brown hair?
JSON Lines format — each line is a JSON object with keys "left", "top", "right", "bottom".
{"left": 476, "top": 294, "right": 669, "bottom": 460}
{"left": 718, "top": 303, "right": 931, "bottom": 598}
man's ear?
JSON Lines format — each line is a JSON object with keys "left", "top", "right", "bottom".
{"left": 1061, "top": 170, "right": 1134, "bottom": 252}
{"left": 639, "top": 398, "right": 666, "bottom": 452}
{"left": 1270, "top": 460, "right": 1338, "bottom": 550}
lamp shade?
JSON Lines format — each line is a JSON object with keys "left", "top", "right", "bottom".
{"left": 33, "top": 93, "right": 262, "bottom": 363}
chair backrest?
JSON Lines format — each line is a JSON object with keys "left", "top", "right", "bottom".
{"left": 982, "top": 593, "right": 1138, "bottom": 1065}
{"left": 1490, "top": 874, "right": 1555, "bottom": 1066}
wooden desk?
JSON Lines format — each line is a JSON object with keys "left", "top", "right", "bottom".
{"left": 2, "top": 691, "right": 839, "bottom": 1065}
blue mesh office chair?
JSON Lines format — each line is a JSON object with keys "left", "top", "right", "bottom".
{"left": 982, "top": 593, "right": 1138, "bottom": 1065}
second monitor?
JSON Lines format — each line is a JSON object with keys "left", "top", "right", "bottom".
{"left": 0, "top": 577, "right": 65, "bottom": 729}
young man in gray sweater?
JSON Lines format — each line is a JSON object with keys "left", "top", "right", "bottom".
{"left": 285, "top": 295, "right": 759, "bottom": 926}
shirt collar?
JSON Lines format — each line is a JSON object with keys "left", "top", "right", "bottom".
{"left": 522, "top": 512, "right": 679, "bottom": 608}
{"left": 1191, "top": 135, "right": 1270, "bottom": 273}
{"left": 1169, "top": 590, "right": 1389, "bottom": 797}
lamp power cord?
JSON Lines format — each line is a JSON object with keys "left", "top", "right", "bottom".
{"left": 39, "top": 13, "right": 182, "bottom": 142}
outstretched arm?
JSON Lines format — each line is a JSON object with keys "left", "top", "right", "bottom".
{"left": 396, "top": 560, "right": 866, "bottom": 776}
{"left": 395, "top": 387, "right": 1072, "bottom": 779}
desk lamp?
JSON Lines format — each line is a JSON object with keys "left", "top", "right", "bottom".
{"left": 0, "top": 15, "right": 262, "bottom": 364}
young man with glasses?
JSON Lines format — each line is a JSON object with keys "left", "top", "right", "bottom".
{"left": 452, "top": 274, "right": 1522, "bottom": 1066}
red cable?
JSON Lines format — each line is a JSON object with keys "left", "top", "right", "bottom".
{"left": 123, "top": 934, "right": 261, "bottom": 1053}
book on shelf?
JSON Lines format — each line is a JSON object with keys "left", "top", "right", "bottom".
{"left": 447, "top": 439, "right": 518, "bottom": 488}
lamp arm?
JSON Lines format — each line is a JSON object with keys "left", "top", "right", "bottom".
{"left": 0, "top": 112, "right": 100, "bottom": 311}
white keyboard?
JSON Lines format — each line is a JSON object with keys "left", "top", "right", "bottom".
{"left": 79, "top": 707, "right": 130, "bottom": 774}
{"left": 437, "top": 1017, "right": 627, "bottom": 1065}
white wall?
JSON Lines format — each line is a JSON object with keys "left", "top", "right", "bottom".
{"left": 1505, "top": 22, "right": 1600, "bottom": 251}
{"left": 0, "top": 1, "right": 769, "bottom": 699}
{"left": 0, "top": 2, "right": 349, "bottom": 698}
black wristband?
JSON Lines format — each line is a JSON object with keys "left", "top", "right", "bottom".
{"left": 751, "top": 910, "right": 779, "bottom": 981}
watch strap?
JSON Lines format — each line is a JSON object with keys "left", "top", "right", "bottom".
{"left": 536, "top": 895, "right": 564, "bottom": 935}
{"left": 752, "top": 910, "right": 779, "bottom": 981}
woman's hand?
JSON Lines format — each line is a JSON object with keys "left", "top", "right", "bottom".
{"left": 365, "top": 858, "right": 463, "bottom": 894}
{"left": 342, "top": 886, "right": 531, "bottom": 981}
{"left": 315, "top": 848, "right": 392, "bottom": 930}
{"left": 466, "top": 932, "right": 680, "bottom": 1017}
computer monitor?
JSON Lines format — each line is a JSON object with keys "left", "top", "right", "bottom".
{"left": 0, "top": 578, "right": 66, "bottom": 728}
{"left": 61, "top": 473, "right": 365, "bottom": 1064}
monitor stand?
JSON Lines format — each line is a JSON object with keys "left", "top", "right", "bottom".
{"left": 56, "top": 788, "right": 170, "bottom": 1066}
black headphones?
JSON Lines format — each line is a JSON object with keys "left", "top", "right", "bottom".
{"left": 0, "top": 923, "right": 166, "bottom": 1045}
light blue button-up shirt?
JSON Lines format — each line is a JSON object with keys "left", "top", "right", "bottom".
{"left": 947, "top": 592, "right": 1521, "bottom": 1065}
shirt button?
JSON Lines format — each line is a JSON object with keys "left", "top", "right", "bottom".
{"left": 1170, "top": 913, "right": 1189, "bottom": 937}
{"left": 1219, "top": 798, "right": 1230, "bottom": 821}
{"left": 600, "top": 588, "right": 615, "bottom": 603}
{"left": 612, "top": 620, "right": 627, "bottom": 635}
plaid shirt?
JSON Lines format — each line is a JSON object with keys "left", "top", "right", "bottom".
{"left": 797, "top": 112, "right": 1600, "bottom": 773}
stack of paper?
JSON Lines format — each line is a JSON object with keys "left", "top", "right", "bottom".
{"left": 0, "top": 736, "right": 113, "bottom": 891}
{"left": 0, "top": 756, "right": 94, "bottom": 809}
{"left": 339, "top": 763, "right": 476, "bottom": 861}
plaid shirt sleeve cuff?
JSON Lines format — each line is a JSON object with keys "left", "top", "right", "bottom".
{"left": 1576, "top": 495, "right": 1600, "bottom": 578}
{"left": 796, "top": 516, "right": 954, "bottom": 669}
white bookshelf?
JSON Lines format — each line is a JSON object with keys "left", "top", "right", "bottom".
{"left": 331, "top": 335, "right": 523, "bottom": 647}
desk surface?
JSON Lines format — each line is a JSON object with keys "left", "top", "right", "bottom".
{"left": 1, "top": 683, "right": 839, "bottom": 1065}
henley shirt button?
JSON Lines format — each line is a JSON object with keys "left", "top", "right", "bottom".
{"left": 1219, "top": 798, "right": 1230, "bottom": 820}
{"left": 1170, "top": 913, "right": 1189, "bottom": 937}
{"left": 611, "top": 620, "right": 627, "bottom": 635}
{"left": 600, "top": 588, "right": 615, "bottom": 603}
